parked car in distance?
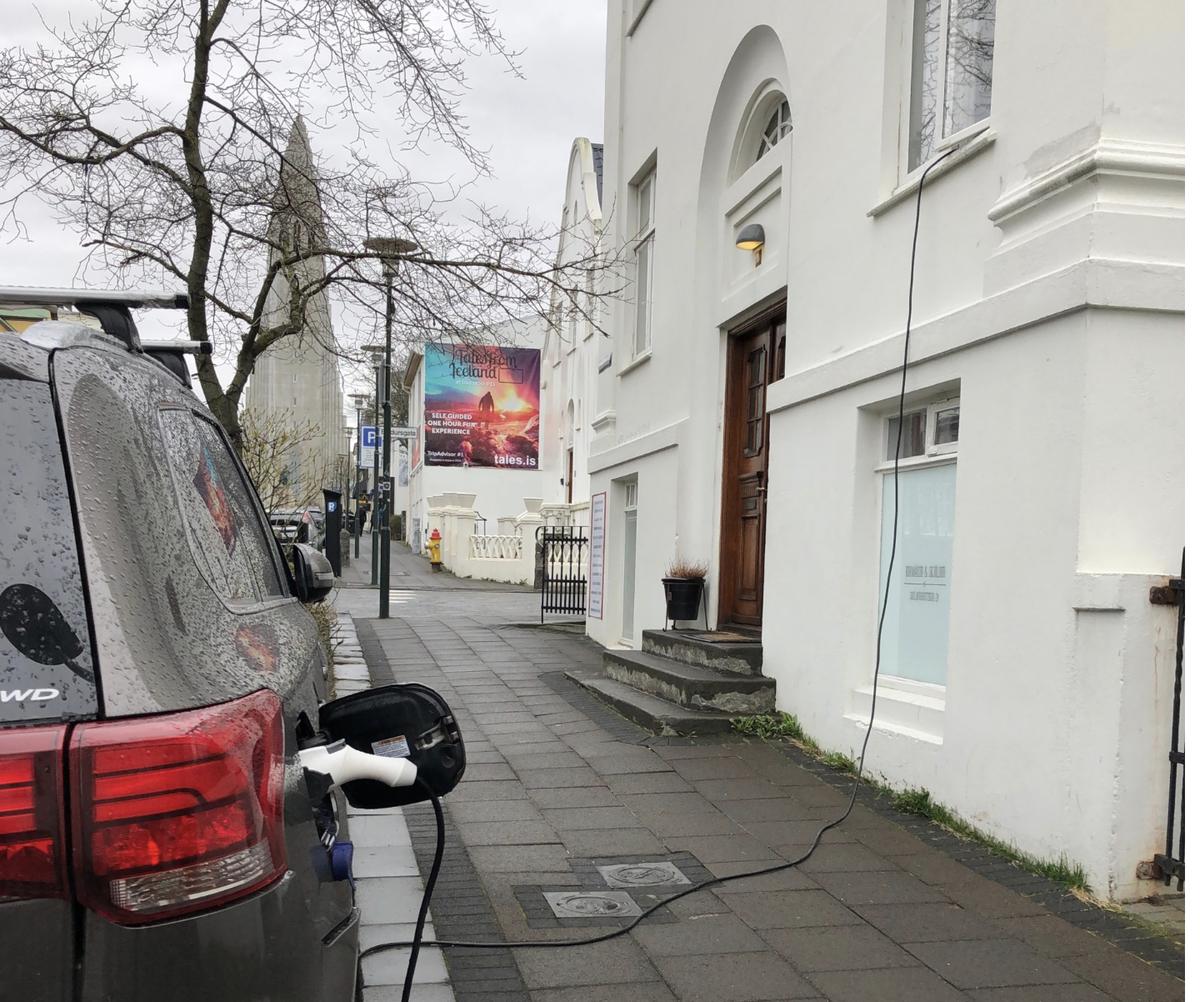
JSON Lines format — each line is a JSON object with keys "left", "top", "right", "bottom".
{"left": 268, "top": 510, "right": 302, "bottom": 542}
{"left": 0, "top": 290, "right": 463, "bottom": 1002}
{"left": 269, "top": 508, "right": 321, "bottom": 545}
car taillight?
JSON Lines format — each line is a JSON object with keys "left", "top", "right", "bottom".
{"left": 0, "top": 724, "right": 67, "bottom": 899}
{"left": 70, "top": 690, "right": 285, "bottom": 925}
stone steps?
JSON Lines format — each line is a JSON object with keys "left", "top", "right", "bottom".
{"left": 568, "top": 629, "right": 775, "bottom": 735}
{"left": 565, "top": 671, "right": 744, "bottom": 736}
{"left": 641, "top": 628, "right": 763, "bottom": 676}
{"left": 603, "top": 649, "right": 775, "bottom": 716}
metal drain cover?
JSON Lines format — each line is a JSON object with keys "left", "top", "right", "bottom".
{"left": 597, "top": 862, "right": 692, "bottom": 888}
{"left": 543, "top": 891, "right": 642, "bottom": 918}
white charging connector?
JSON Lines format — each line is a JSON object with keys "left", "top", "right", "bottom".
{"left": 299, "top": 739, "right": 418, "bottom": 790}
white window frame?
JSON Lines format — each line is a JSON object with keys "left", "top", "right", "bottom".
{"left": 631, "top": 171, "right": 655, "bottom": 360}
{"left": 901, "top": 0, "right": 993, "bottom": 179}
{"left": 755, "top": 98, "right": 792, "bottom": 163}
{"left": 875, "top": 397, "right": 960, "bottom": 474}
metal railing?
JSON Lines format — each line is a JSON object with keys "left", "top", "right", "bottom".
{"left": 538, "top": 525, "right": 588, "bottom": 622}
{"left": 1154, "top": 550, "right": 1185, "bottom": 890}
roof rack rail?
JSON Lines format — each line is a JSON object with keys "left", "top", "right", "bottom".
{"left": 0, "top": 286, "right": 188, "bottom": 349}
{"left": 143, "top": 339, "right": 212, "bottom": 386}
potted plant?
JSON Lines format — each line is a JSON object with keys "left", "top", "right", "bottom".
{"left": 662, "top": 558, "right": 709, "bottom": 626}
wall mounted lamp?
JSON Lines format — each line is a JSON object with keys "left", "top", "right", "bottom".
{"left": 736, "top": 223, "right": 765, "bottom": 265}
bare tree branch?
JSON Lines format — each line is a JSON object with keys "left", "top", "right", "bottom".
{"left": 0, "top": 0, "right": 620, "bottom": 454}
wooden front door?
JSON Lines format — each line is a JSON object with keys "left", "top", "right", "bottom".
{"left": 719, "top": 310, "right": 786, "bottom": 628}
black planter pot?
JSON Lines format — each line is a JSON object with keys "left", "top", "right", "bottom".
{"left": 662, "top": 577, "right": 705, "bottom": 623}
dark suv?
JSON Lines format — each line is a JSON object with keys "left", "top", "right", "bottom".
{"left": 2, "top": 293, "right": 368, "bottom": 1000}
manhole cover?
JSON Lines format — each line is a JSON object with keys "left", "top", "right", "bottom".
{"left": 597, "top": 862, "right": 692, "bottom": 888}
{"left": 543, "top": 891, "right": 642, "bottom": 918}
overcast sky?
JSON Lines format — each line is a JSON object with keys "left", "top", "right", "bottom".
{"left": 1, "top": 0, "right": 607, "bottom": 396}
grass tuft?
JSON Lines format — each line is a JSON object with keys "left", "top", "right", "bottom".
{"left": 730, "top": 712, "right": 809, "bottom": 742}
{"left": 819, "top": 750, "right": 860, "bottom": 775}
{"left": 730, "top": 718, "right": 1092, "bottom": 894}
{"left": 893, "top": 786, "right": 1092, "bottom": 892}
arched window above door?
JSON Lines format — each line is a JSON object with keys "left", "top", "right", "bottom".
{"left": 756, "top": 99, "right": 792, "bottom": 161}
{"left": 730, "top": 84, "right": 793, "bottom": 181}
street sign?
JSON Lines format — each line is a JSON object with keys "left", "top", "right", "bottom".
{"left": 379, "top": 480, "right": 391, "bottom": 493}
{"left": 393, "top": 426, "right": 418, "bottom": 440}
{"left": 359, "top": 425, "right": 377, "bottom": 469}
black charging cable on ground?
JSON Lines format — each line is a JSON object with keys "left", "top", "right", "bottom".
{"left": 396, "top": 778, "right": 444, "bottom": 1002}
{"left": 377, "top": 149, "right": 956, "bottom": 1000}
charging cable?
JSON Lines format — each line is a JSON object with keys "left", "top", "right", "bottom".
{"left": 362, "top": 149, "right": 957, "bottom": 994}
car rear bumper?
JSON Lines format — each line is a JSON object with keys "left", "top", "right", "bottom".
{"left": 80, "top": 874, "right": 359, "bottom": 1002}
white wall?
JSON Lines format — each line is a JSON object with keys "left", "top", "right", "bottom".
{"left": 588, "top": 0, "right": 1184, "bottom": 899}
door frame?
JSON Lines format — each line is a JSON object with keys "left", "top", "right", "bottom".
{"left": 718, "top": 302, "right": 787, "bottom": 629}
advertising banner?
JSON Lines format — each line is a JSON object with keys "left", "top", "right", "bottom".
{"left": 423, "top": 343, "right": 540, "bottom": 468}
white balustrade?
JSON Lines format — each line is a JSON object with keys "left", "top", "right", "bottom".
{"left": 469, "top": 535, "right": 523, "bottom": 560}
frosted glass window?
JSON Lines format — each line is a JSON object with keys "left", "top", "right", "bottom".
{"left": 879, "top": 463, "right": 956, "bottom": 685}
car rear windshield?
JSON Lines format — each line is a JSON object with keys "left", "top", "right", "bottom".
{"left": 0, "top": 378, "right": 98, "bottom": 723}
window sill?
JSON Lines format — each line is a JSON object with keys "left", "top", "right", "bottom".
{"left": 867, "top": 130, "right": 996, "bottom": 219}
{"left": 873, "top": 452, "right": 958, "bottom": 475}
{"left": 617, "top": 351, "right": 652, "bottom": 377}
{"left": 847, "top": 676, "right": 945, "bottom": 744}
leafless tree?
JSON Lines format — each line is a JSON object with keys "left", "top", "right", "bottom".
{"left": 239, "top": 408, "right": 335, "bottom": 517}
{"left": 0, "top": 0, "right": 610, "bottom": 450}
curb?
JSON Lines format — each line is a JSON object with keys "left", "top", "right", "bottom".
{"left": 329, "top": 612, "right": 457, "bottom": 1002}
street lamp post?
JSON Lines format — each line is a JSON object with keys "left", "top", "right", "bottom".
{"left": 361, "top": 349, "right": 384, "bottom": 587}
{"left": 364, "top": 236, "right": 416, "bottom": 619}
{"left": 350, "top": 393, "right": 369, "bottom": 558}
{"left": 344, "top": 425, "right": 355, "bottom": 542}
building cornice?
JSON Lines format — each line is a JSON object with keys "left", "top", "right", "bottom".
{"left": 588, "top": 419, "right": 682, "bottom": 474}
{"left": 766, "top": 256, "right": 1182, "bottom": 416}
{"left": 988, "top": 138, "right": 1184, "bottom": 224}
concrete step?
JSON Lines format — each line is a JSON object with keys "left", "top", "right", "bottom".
{"left": 565, "top": 670, "right": 744, "bottom": 736}
{"left": 641, "top": 629, "right": 764, "bottom": 677}
{"left": 603, "top": 649, "right": 775, "bottom": 716}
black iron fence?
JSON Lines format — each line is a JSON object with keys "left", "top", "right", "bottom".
{"left": 538, "top": 526, "right": 589, "bottom": 622}
{"left": 1153, "top": 551, "right": 1185, "bottom": 890}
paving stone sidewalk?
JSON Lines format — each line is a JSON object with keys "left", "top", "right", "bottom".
{"left": 352, "top": 612, "right": 1184, "bottom": 1002}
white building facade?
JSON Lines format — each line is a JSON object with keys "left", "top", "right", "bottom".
{"left": 587, "top": 0, "right": 1183, "bottom": 901}
{"left": 541, "top": 138, "right": 608, "bottom": 514}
